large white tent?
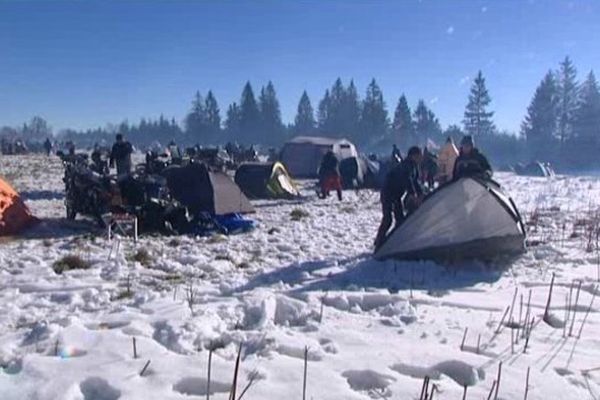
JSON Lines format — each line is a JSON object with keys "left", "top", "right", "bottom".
{"left": 280, "top": 136, "right": 358, "bottom": 178}
{"left": 375, "top": 177, "right": 526, "bottom": 261}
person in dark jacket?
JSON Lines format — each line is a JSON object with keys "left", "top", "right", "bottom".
{"left": 44, "top": 138, "right": 52, "bottom": 156}
{"left": 391, "top": 144, "right": 402, "bottom": 163}
{"left": 453, "top": 135, "right": 492, "bottom": 180}
{"left": 90, "top": 146, "right": 109, "bottom": 175}
{"left": 374, "top": 146, "right": 424, "bottom": 248}
{"left": 318, "top": 150, "right": 343, "bottom": 201}
{"left": 422, "top": 147, "right": 438, "bottom": 189}
{"left": 109, "top": 134, "right": 133, "bottom": 175}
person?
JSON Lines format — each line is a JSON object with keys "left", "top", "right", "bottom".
{"left": 374, "top": 146, "right": 424, "bottom": 249}
{"left": 109, "top": 133, "right": 133, "bottom": 175}
{"left": 318, "top": 150, "right": 342, "bottom": 201}
{"left": 44, "top": 138, "right": 52, "bottom": 156}
{"left": 422, "top": 147, "right": 438, "bottom": 189}
{"left": 66, "top": 141, "right": 76, "bottom": 156}
{"left": 167, "top": 140, "right": 182, "bottom": 164}
{"left": 453, "top": 135, "right": 492, "bottom": 180}
{"left": 391, "top": 144, "right": 402, "bottom": 163}
{"left": 90, "top": 146, "right": 109, "bottom": 175}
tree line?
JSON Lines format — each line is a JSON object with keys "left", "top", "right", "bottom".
{"left": 2, "top": 56, "right": 599, "bottom": 170}
{"left": 521, "top": 56, "right": 600, "bottom": 170}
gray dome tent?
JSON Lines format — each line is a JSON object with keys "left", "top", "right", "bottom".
{"left": 162, "top": 163, "right": 254, "bottom": 216}
{"left": 374, "top": 177, "right": 526, "bottom": 261}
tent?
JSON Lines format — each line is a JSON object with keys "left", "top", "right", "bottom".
{"left": 280, "top": 136, "right": 358, "bottom": 178}
{"left": 0, "top": 177, "right": 36, "bottom": 235}
{"left": 515, "top": 162, "right": 555, "bottom": 177}
{"left": 339, "top": 156, "right": 368, "bottom": 189}
{"left": 375, "top": 177, "right": 526, "bottom": 261}
{"left": 436, "top": 139, "right": 459, "bottom": 183}
{"left": 234, "top": 162, "right": 300, "bottom": 199}
{"left": 161, "top": 163, "right": 254, "bottom": 215}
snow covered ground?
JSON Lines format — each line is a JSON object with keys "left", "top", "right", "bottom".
{"left": 1, "top": 154, "right": 600, "bottom": 400}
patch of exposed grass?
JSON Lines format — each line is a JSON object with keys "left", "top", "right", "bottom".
{"left": 340, "top": 205, "right": 356, "bottom": 214}
{"left": 290, "top": 208, "right": 310, "bottom": 221}
{"left": 52, "top": 255, "right": 90, "bottom": 274}
{"left": 167, "top": 238, "right": 180, "bottom": 247}
{"left": 130, "top": 248, "right": 153, "bottom": 267}
{"left": 112, "top": 290, "right": 134, "bottom": 301}
{"left": 160, "top": 273, "right": 183, "bottom": 282}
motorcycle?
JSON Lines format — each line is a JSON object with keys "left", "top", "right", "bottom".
{"left": 60, "top": 153, "right": 116, "bottom": 225}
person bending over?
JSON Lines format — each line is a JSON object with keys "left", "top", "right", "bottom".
{"left": 374, "top": 146, "right": 424, "bottom": 249}
{"left": 453, "top": 135, "right": 492, "bottom": 180}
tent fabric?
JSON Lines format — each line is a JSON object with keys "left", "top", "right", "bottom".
{"left": 339, "top": 157, "right": 367, "bottom": 189}
{"left": 436, "top": 141, "right": 459, "bottom": 182}
{"left": 234, "top": 162, "right": 300, "bottom": 199}
{"left": 0, "top": 177, "right": 36, "bottom": 236}
{"left": 280, "top": 136, "right": 358, "bottom": 178}
{"left": 375, "top": 178, "right": 525, "bottom": 261}
{"left": 515, "top": 162, "right": 555, "bottom": 177}
{"left": 162, "top": 163, "right": 254, "bottom": 216}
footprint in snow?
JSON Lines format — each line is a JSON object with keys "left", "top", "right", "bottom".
{"left": 342, "top": 369, "right": 396, "bottom": 397}
{"left": 80, "top": 377, "right": 121, "bottom": 400}
{"left": 173, "top": 377, "right": 230, "bottom": 396}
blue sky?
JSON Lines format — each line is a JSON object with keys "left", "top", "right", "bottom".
{"left": 1, "top": 0, "right": 599, "bottom": 133}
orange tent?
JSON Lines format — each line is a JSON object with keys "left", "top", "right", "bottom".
{"left": 0, "top": 177, "right": 36, "bottom": 236}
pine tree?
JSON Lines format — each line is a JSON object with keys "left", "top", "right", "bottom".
{"left": 258, "top": 81, "right": 284, "bottom": 145}
{"left": 294, "top": 91, "right": 316, "bottom": 135}
{"left": 556, "top": 56, "right": 579, "bottom": 143}
{"left": 326, "top": 78, "right": 346, "bottom": 136}
{"left": 204, "top": 90, "right": 221, "bottom": 144}
{"left": 443, "top": 124, "right": 464, "bottom": 141}
{"left": 239, "top": 82, "right": 260, "bottom": 144}
{"left": 573, "top": 71, "right": 600, "bottom": 160}
{"left": 317, "top": 89, "right": 332, "bottom": 134}
{"left": 414, "top": 100, "right": 441, "bottom": 143}
{"left": 344, "top": 80, "right": 361, "bottom": 140}
{"left": 392, "top": 94, "right": 415, "bottom": 148}
{"left": 319, "top": 78, "right": 361, "bottom": 138}
{"left": 185, "top": 91, "right": 208, "bottom": 144}
{"left": 520, "top": 71, "right": 558, "bottom": 159}
{"left": 463, "top": 71, "right": 495, "bottom": 136}
{"left": 360, "top": 79, "right": 388, "bottom": 145}
{"left": 225, "top": 102, "right": 241, "bottom": 140}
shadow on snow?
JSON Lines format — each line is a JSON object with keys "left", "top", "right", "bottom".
{"left": 236, "top": 254, "right": 514, "bottom": 295}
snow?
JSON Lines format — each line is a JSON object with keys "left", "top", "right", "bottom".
{"left": 2, "top": 154, "right": 600, "bottom": 399}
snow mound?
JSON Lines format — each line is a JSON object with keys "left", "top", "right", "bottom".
{"left": 243, "top": 293, "right": 315, "bottom": 329}
{"left": 432, "top": 360, "right": 483, "bottom": 387}
{"left": 391, "top": 359, "right": 482, "bottom": 387}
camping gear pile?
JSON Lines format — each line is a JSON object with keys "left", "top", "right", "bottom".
{"left": 374, "top": 177, "right": 526, "bottom": 261}
{"left": 0, "top": 176, "right": 36, "bottom": 236}
{"left": 59, "top": 153, "right": 255, "bottom": 235}
{"left": 234, "top": 162, "right": 299, "bottom": 199}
